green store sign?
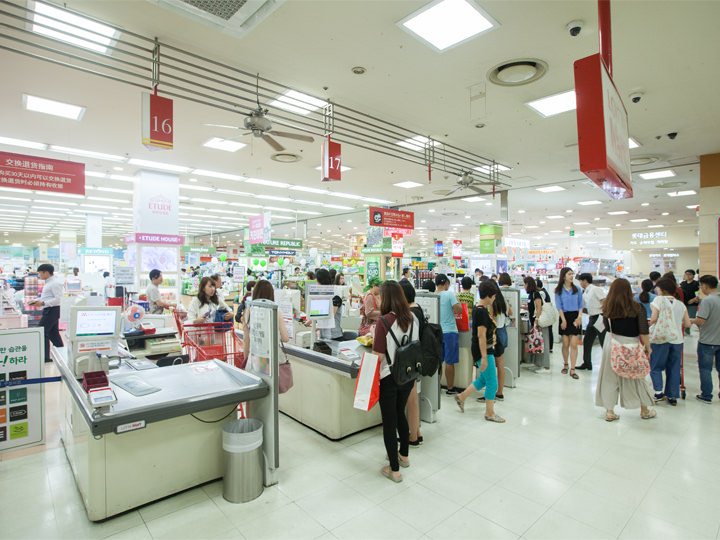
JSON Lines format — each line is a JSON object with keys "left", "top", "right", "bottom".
{"left": 182, "top": 246, "right": 217, "bottom": 254}
{"left": 78, "top": 248, "right": 114, "bottom": 256}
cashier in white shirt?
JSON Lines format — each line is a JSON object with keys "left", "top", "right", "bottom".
{"left": 577, "top": 273, "right": 606, "bottom": 370}
{"left": 31, "top": 264, "right": 65, "bottom": 363}
{"left": 146, "top": 269, "right": 176, "bottom": 315}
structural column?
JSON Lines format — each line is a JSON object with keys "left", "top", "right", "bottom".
{"left": 699, "top": 153, "right": 720, "bottom": 276}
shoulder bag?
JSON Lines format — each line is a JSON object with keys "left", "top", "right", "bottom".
{"left": 609, "top": 320, "right": 650, "bottom": 379}
{"left": 650, "top": 296, "right": 681, "bottom": 344}
{"left": 537, "top": 293, "right": 558, "bottom": 328}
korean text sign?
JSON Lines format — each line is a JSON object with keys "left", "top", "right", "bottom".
{"left": 0, "top": 151, "right": 85, "bottom": 195}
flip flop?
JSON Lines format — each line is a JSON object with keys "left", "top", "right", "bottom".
{"left": 570, "top": 371, "right": 579, "bottom": 379}
{"left": 398, "top": 455, "right": 410, "bottom": 468}
{"left": 484, "top": 415, "right": 506, "bottom": 423}
{"left": 381, "top": 466, "right": 403, "bottom": 482}
{"left": 641, "top": 409, "right": 657, "bottom": 420}
{"left": 455, "top": 395, "right": 465, "bottom": 413}
{"left": 605, "top": 412, "right": 620, "bottom": 422}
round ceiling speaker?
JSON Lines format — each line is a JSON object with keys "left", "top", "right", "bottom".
{"left": 488, "top": 59, "right": 549, "bottom": 86}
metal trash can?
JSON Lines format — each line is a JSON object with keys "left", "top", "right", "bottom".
{"left": 222, "top": 418, "right": 264, "bottom": 503}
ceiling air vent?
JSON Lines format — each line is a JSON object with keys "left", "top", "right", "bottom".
{"left": 147, "top": 0, "right": 285, "bottom": 38}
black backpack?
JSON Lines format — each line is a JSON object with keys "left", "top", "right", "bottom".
{"left": 420, "top": 319, "right": 443, "bottom": 377}
{"left": 380, "top": 316, "right": 423, "bottom": 386}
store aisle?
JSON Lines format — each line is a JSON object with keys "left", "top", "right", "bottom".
{"left": 2, "top": 343, "right": 719, "bottom": 540}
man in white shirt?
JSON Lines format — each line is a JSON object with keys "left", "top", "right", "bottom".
{"left": 147, "top": 269, "right": 176, "bottom": 315}
{"left": 31, "top": 264, "right": 65, "bottom": 362}
{"left": 577, "top": 273, "right": 606, "bottom": 370}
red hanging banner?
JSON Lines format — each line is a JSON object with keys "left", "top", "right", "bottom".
{"left": 391, "top": 234, "right": 404, "bottom": 258}
{"left": 321, "top": 137, "right": 342, "bottom": 181}
{"left": 0, "top": 151, "right": 85, "bottom": 195}
{"left": 142, "top": 93, "right": 173, "bottom": 151}
{"left": 369, "top": 207, "right": 414, "bottom": 229}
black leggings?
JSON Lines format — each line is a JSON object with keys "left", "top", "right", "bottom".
{"left": 378, "top": 375, "right": 414, "bottom": 471}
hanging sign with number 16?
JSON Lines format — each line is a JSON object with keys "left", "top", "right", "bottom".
{"left": 321, "top": 137, "right": 341, "bottom": 181}
{"left": 142, "top": 93, "right": 173, "bottom": 151}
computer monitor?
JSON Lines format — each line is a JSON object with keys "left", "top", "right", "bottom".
{"left": 68, "top": 306, "right": 122, "bottom": 340}
{"left": 66, "top": 280, "right": 82, "bottom": 292}
{"left": 307, "top": 295, "right": 332, "bottom": 320}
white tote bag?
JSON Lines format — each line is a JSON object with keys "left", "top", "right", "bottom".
{"left": 353, "top": 352, "right": 381, "bottom": 411}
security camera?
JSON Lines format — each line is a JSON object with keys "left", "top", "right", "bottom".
{"left": 567, "top": 20, "right": 583, "bottom": 37}
{"left": 629, "top": 92, "right": 644, "bottom": 104}
{"left": 667, "top": 132, "right": 678, "bottom": 140}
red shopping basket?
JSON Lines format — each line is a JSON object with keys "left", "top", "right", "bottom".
{"left": 184, "top": 323, "right": 245, "bottom": 368}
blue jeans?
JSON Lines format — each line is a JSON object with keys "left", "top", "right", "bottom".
{"left": 697, "top": 343, "right": 720, "bottom": 400}
{"left": 650, "top": 342, "right": 682, "bottom": 399}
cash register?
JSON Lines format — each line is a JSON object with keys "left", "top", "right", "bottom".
{"left": 67, "top": 305, "right": 123, "bottom": 378}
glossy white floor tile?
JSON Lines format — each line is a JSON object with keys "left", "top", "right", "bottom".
{"left": 3, "top": 342, "right": 720, "bottom": 539}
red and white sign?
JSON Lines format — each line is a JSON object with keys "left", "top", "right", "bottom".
{"left": 321, "top": 138, "right": 342, "bottom": 182}
{"left": 142, "top": 93, "right": 173, "bottom": 151}
{"left": 391, "top": 234, "right": 403, "bottom": 258}
{"left": 383, "top": 227, "right": 413, "bottom": 237}
{"left": 124, "top": 233, "right": 183, "bottom": 245}
{"left": 452, "top": 240, "right": 462, "bottom": 260}
{"left": 248, "top": 212, "right": 271, "bottom": 245}
{"left": 574, "top": 53, "right": 632, "bottom": 200}
{"left": 369, "top": 207, "right": 414, "bottom": 229}
{"left": 0, "top": 151, "right": 85, "bottom": 195}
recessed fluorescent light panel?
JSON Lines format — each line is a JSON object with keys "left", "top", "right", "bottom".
{"left": 245, "top": 178, "right": 290, "bottom": 188}
{"left": 31, "top": 1, "right": 119, "bottom": 54}
{"left": 49, "top": 145, "right": 125, "bottom": 162}
{"left": 546, "top": 215, "right": 565, "bottom": 219}
{"left": 314, "top": 165, "right": 352, "bottom": 173}
{"left": 628, "top": 137, "right": 641, "bottom": 149}
{"left": 608, "top": 211, "right": 629, "bottom": 215}
{"left": 393, "top": 181, "right": 423, "bottom": 189}
{"left": 638, "top": 170, "right": 675, "bottom": 180}
{"left": 0, "top": 136, "right": 47, "bottom": 150}
{"left": 536, "top": 186, "right": 565, "bottom": 193}
{"left": 667, "top": 190, "right": 696, "bottom": 197}
{"left": 630, "top": 219, "right": 649, "bottom": 222}
{"left": 399, "top": 0, "right": 498, "bottom": 52}
{"left": 461, "top": 196, "right": 485, "bottom": 202}
{"left": 268, "top": 90, "right": 327, "bottom": 116}
{"left": 127, "top": 159, "right": 191, "bottom": 173}
{"left": 23, "top": 94, "right": 85, "bottom": 120}
{"left": 202, "top": 137, "right": 247, "bottom": 152}
{"left": 526, "top": 90, "right": 576, "bottom": 118}
{"left": 577, "top": 200, "right": 602, "bottom": 206}
{"left": 396, "top": 135, "right": 441, "bottom": 152}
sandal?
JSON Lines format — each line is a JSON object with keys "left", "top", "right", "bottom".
{"left": 398, "top": 455, "right": 410, "bottom": 468}
{"left": 605, "top": 412, "right": 620, "bottom": 422}
{"left": 484, "top": 415, "right": 506, "bottom": 423}
{"left": 570, "top": 370, "right": 579, "bottom": 379}
{"left": 561, "top": 364, "right": 569, "bottom": 374}
{"left": 381, "top": 466, "right": 403, "bottom": 483}
{"left": 455, "top": 395, "right": 465, "bottom": 413}
{"left": 641, "top": 409, "right": 657, "bottom": 420}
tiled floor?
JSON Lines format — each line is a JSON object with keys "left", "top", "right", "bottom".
{"left": 3, "top": 337, "right": 720, "bottom": 540}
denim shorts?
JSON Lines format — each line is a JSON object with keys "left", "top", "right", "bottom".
{"left": 442, "top": 332, "right": 459, "bottom": 365}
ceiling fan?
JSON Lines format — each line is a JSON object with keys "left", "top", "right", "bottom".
{"left": 444, "top": 172, "right": 506, "bottom": 196}
{"left": 204, "top": 76, "right": 315, "bottom": 152}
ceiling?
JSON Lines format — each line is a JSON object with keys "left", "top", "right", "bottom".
{"left": 0, "top": 0, "right": 718, "bottom": 257}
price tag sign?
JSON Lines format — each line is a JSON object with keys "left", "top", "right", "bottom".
{"left": 391, "top": 234, "right": 403, "bottom": 258}
{"left": 142, "top": 93, "right": 173, "bottom": 151}
{"left": 452, "top": 240, "right": 462, "bottom": 260}
{"left": 321, "top": 138, "right": 341, "bottom": 182}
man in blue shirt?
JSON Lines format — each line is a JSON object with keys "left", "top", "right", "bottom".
{"left": 436, "top": 274, "right": 462, "bottom": 394}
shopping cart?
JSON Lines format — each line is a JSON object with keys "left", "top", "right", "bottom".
{"left": 183, "top": 322, "right": 245, "bottom": 369}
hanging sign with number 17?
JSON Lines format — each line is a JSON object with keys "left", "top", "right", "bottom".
{"left": 321, "top": 137, "right": 341, "bottom": 181}
{"left": 142, "top": 92, "right": 173, "bottom": 151}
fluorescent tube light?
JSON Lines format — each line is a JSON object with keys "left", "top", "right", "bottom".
{"left": 546, "top": 215, "right": 564, "bottom": 219}
{"left": 49, "top": 145, "right": 126, "bottom": 162}
{"left": 396, "top": 135, "right": 441, "bottom": 152}
{"left": 577, "top": 200, "right": 602, "bottom": 206}
{"left": 329, "top": 192, "right": 364, "bottom": 200}
{"left": 108, "top": 175, "right": 135, "bottom": 182}
{"left": 290, "top": 186, "right": 327, "bottom": 194}
{"left": 0, "top": 136, "right": 47, "bottom": 150}
{"left": 228, "top": 202, "right": 262, "bottom": 209}
{"left": 32, "top": 1, "right": 118, "bottom": 54}
{"left": 525, "top": 225, "right": 539, "bottom": 229}
{"left": 536, "top": 186, "right": 565, "bottom": 193}
{"left": 192, "top": 198, "right": 227, "bottom": 205}
{"left": 127, "top": 159, "right": 191, "bottom": 173}
{"left": 630, "top": 219, "right": 649, "bottom": 222}
{"left": 526, "top": 90, "right": 576, "bottom": 118}
{"left": 638, "top": 170, "right": 675, "bottom": 180}
{"left": 667, "top": 190, "right": 696, "bottom": 197}
{"left": 191, "top": 169, "right": 244, "bottom": 181}
{"left": 179, "top": 184, "right": 214, "bottom": 191}
{"left": 399, "top": 0, "right": 497, "bottom": 52}
{"left": 85, "top": 172, "right": 108, "bottom": 178}
{"left": 314, "top": 165, "right": 352, "bottom": 172}
{"left": 96, "top": 187, "right": 133, "bottom": 194}
{"left": 686, "top": 205, "right": 698, "bottom": 209}
{"left": 245, "top": 178, "right": 290, "bottom": 188}
{"left": 324, "top": 204, "right": 353, "bottom": 210}
{"left": 23, "top": 94, "right": 85, "bottom": 120}
{"left": 573, "top": 222, "right": 591, "bottom": 225}
{"left": 256, "top": 195, "right": 292, "bottom": 202}
{"left": 202, "top": 137, "right": 246, "bottom": 153}
{"left": 473, "top": 164, "right": 511, "bottom": 173}
{"left": 393, "top": 181, "right": 423, "bottom": 189}
{"left": 268, "top": 90, "right": 327, "bottom": 116}
{"left": 607, "top": 211, "right": 629, "bottom": 215}
{"left": 647, "top": 225, "right": 664, "bottom": 228}
{"left": 461, "top": 196, "right": 485, "bottom": 202}
{"left": 363, "top": 197, "right": 394, "bottom": 204}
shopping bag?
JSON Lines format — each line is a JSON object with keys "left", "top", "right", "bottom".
{"left": 650, "top": 297, "right": 681, "bottom": 344}
{"left": 455, "top": 303, "right": 470, "bottom": 332}
{"left": 353, "top": 352, "right": 380, "bottom": 411}
{"left": 609, "top": 322, "right": 649, "bottom": 379}
{"left": 525, "top": 325, "right": 544, "bottom": 354}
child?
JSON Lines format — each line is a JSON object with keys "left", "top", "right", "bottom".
{"left": 454, "top": 280, "right": 505, "bottom": 423}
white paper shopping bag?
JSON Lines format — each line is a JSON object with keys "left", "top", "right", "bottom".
{"left": 353, "top": 352, "right": 380, "bottom": 411}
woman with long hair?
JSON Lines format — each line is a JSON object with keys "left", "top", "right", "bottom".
{"left": 478, "top": 281, "right": 511, "bottom": 402}
{"left": 633, "top": 279, "right": 656, "bottom": 320}
{"left": 188, "top": 277, "right": 233, "bottom": 324}
{"left": 359, "top": 277, "right": 382, "bottom": 336}
{"left": 524, "top": 277, "right": 549, "bottom": 371}
{"left": 595, "top": 278, "right": 656, "bottom": 421}
{"left": 648, "top": 278, "right": 691, "bottom": 405}
{"left": 554, "top": 267, "right": 583, "bottom": 379}
{"left": 372, "top": 281, "right": 419, "bottom": 482}
{"left": 400, "top": 280, "right": 424, "bottom": 446}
